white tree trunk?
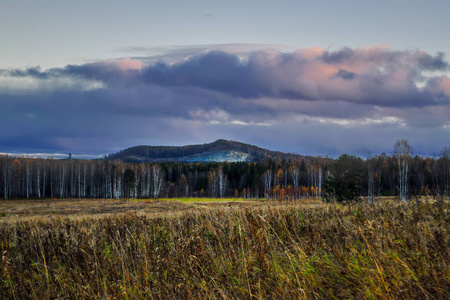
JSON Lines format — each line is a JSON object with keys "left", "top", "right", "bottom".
{"left": 395, "top": 139, "right": 411, "bottom": 202}
{"left": 318, "top": 167, "right": 323, "bottom": 198}
{"left": 290, "top": 167, "right": 300, "bottom": 200}
{"left": 26, "top": 163, "right": 30, "bottom": 199}
{"left": 36, "top": 165, "right": 41, "bottom": 198}
{"left": 262, "top": 169, "right": 273, "bottom": 199}
{"left": 59, "top": 164, "right": 66, "bottom": 198}
{"left": 2, "top": 162, "right": 9, "bottom": 200}
{"left": 218, "top": 167, "right": 227, "bottom": 198}
{"left": 152, "top": 165, "right": 165, "bottom": 198}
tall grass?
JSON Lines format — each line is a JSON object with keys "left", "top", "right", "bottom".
{"left": 0, "top": 201, "right": 449, "bottom": 299}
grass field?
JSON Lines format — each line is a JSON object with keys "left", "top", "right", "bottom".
{"left": 0, "top": 197, "right": 323, "bottom": 222}
{"left": 0, "top": 198, "right": 449, "bottom": 299}
{"left": 155, "top": 197, "right": 252, "bottom": 203}
{"left": 0, "top": 198, "right": 267, "bottom": 222}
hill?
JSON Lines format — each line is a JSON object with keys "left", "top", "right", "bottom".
{"left": 105, "top": 139, "right": 303, "bottom": 163}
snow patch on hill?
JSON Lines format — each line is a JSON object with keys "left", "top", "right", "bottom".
{"left": 125, "top": 150, "right": 255, "bottom": 163}
{"left": 183, "top": 150, "right": 255, "bottom": 162}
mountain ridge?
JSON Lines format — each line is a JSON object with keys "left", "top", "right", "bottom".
{"left": 105, "top": 139, "right": 304, "bottom": 163}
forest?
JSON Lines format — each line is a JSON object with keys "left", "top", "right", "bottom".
{"left": 1, "top": 140, "right": 449, "bottom": 202}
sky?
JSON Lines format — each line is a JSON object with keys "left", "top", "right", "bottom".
{"left": 1, "top": 0, "right": 450, "bottom": 158}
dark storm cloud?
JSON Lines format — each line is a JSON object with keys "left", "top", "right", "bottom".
{"left": 1, "top": 61, "right": 140, "bottom": 85}
{"left": 418, "top": 52, "right": 448, "bottom": 71}
{"left": 2, "top": 66, "right": 50, "bottom": 79}
{"left": 333, "top": 69, "right": 357, "bottom": 80}
{"left": 141, "top": 51, "right": 267, "bottom": 98}
{"left": 321, "top": 47, "right": 355, "bottom": 64}
{"left": 0, "top": 83, "right": 277, "bottom": 154}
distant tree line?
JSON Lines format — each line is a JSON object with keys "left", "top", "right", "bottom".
{"left": 0, "top": 155, "right": 326, "bottom": 200}
{"left": 323, "top": 140, "right": 450, "bottom": 202}
{"left": 1, "top": 140, "right": 449, "bottom": 201}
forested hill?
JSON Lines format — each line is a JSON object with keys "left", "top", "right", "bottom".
{"left": 105, "top": 139, "right": 304, "bottom": 163}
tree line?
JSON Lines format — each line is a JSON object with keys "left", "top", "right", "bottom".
{"left": 1, "top": 139, "right": 449, "bottom": 201}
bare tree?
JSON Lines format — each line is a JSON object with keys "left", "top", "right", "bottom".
{"left": 289, "top": 165, "right": 300, "bottom": 199}
{"left": 25, "top": 161, "right": 30, "bottom": 199}
{"left": 178, "top": 174, "right": 189, "bottom": 198}
{"left": 394, "top": 139, "right": 411, "bottom": 202}
{"left": 141, "top": 164, "right": 150, "bottom": 198}
{"left": 42, "top": 162, "right": 46, "bottom": 199}
{"left": 307, "top": 165, "right": 315, "bottom": 198}
{"left": 1, "top": 159, "right": 10, "bottom": 200}
{"left": 112, "top": 161, "right": 123, "bottom": 199}
{"left": 208, "top": 170, "right": 218, "bottom": 198}
{"left": 36, "top": 164, "right": 41, "bottom": 198}
{"left": 218, "top": 166, "right": 228, "bottom": 198}
{"left": 439, "top": 147, "right": 450, "bottom": 197}
{"left": 262, "top": 169, "right": 273, "bottom": 199}
{"left": 152, "top": 164, "right": 165, "bottom": 198}
{"left": 367, "top": 153, "right": 375, "bottom": 204}
{"left": 318, "top": 167, "right": 323, "bottom": 198}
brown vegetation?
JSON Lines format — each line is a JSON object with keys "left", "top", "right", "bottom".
{"left": 0, "top": 198, "right": 265, "bottom": 222}
{"left": 0, "top": 199, "right": 449, "bottom": 299}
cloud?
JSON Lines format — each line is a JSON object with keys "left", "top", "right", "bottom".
{"left": 3, "top": 46, "right": 449, "bottom": 106}
{"left": 321, "top": 47, "right": 355, "bottom": 64}
{"left": 1, "top": 45, "right": 450, "bottom": 156}
{"left": 333, "top": 69, "right": 357, "bottom": 80}
{"left": 418, "top": 51, "right": 448, "bottom": 71}
{"left": 113, "top": 44, "right": 289, "bottom": 66}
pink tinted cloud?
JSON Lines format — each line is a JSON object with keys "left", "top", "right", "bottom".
{"left": 117, "top": 58, "right": 143, "bottom": 70}
{"left": 439, "top": 76, "right": 450, "bottom": 94}
{"left": 427, "top": 75, "right": 450, "bottom": 91}
{"left": 294, "top": 47, "right": 324, "bottom": 60}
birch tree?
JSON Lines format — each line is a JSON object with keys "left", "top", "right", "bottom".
{"left": 394, "top": 139, "right": 411, "bottom": 202}
{"left": 25, "top": 161, "right": 30, "bottom": 199}
{"left": 289, "top": 165, "right": 300, "bottom": 199}
{"left": 367, "top": 153, "right": 375, "bottom": 204}
{"left": 262, "top": 169, "right": 273, "bottom": 199}
{"left": 438, "top": 147, "right": 450, "bottom": 197}
{"left": 318, "top": 167, "right": 323, "bottom": 198}
{"left": 218, "top": 166, "right": 228, "bottom": 198}
{"left": 152, "top": 164, "right": 165, "bottom": 198}
{"left": 208, "top": 170, "right": 218, "bottom": 198}
{"left": 59, "top": 164, "right": 66, "bottom": 198}
{"left": 1, "top": 160, "right": 10, "bottom": 199}
{"left": 36, "top": 164, "right": 41, "bottom": 198}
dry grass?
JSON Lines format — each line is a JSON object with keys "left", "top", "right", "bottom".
{"left": 0, "top": 198, "right": 268, "bottom": 222}
{"left": 0, "top": 199, "right": 449, "bottom": 299}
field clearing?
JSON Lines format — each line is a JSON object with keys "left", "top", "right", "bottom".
{"left": 0, "top": 198, "right": 259, "bottom": 221}
{"left": 0, "top": 196, "right": 436, "bottom": 222}
{"left": 155, "top": 197, "right": 254, "bottom": 203}
{"left": 0, "top": 197, "right": 324, "bottom": 222}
